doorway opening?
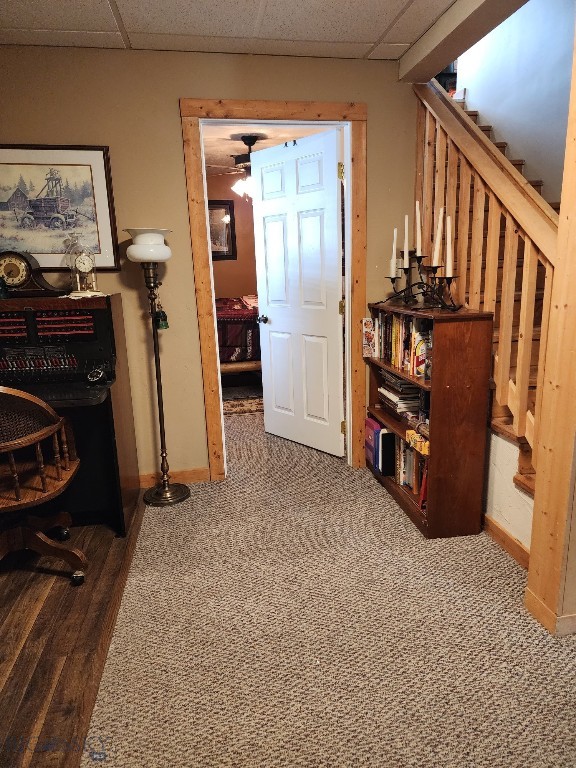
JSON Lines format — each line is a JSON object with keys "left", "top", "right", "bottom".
{"left": 181, "top": 99, "right": 367, "bottom": 481}
{"left": 204, "top": 122, "right": 349, "bottom": 463}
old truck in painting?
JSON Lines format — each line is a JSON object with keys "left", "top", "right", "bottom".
{"left": 19, "top": 168, "right": 77, "bottom": 230}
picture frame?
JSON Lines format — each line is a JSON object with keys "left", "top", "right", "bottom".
{"left": 0, "top": 145, "right": 119, "bottom": 271}
{"left": 208, "top": 200, "right": 237, "bottom": 261}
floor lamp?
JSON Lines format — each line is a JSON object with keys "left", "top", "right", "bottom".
{"left": 125, "top": 228, "right": 191, "bottom": 507}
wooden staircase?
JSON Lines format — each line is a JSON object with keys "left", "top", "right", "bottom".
{"left": 413, "top": 80, "right": 558, "bottom": 499}
{"left": 454, "top": 98, "right": 547, "bottom": 496}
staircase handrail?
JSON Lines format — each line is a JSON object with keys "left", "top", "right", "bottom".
{"left": 414, "top": 79, "right": 558, "bottom": 265}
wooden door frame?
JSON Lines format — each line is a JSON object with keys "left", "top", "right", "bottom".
{"left": 180, "top": 99, "right": 367, "bottom": 480}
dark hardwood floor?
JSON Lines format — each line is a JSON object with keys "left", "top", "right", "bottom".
{"left": 0, "top": 498, "right": 144, "bottom": 768}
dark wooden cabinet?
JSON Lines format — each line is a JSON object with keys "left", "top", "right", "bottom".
{"left": 365, "top": 303, "right": 493, "bottom": 539}
{"left": 0, "top": 294, "right": 139, "bottom": 535}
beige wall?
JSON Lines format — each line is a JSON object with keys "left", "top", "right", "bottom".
{"left": 0, "top": 46, "right": 416, "bottom": 475}
{"left": 207, "top": 174, "right": 257, "bottom": 298}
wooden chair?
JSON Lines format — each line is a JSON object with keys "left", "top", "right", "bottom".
{"left": 0, "top": 387, "right": 87, "bottom": 585}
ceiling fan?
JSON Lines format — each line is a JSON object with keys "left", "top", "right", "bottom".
{"left": 230, "top": 134, "right": 266, "bottom": 198}
{"left": 232, "top": 134, "right": 263, "bottom": 169}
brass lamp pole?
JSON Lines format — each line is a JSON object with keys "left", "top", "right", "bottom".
{"left": 125, "top": 228, "right": 190, "bottom": 506}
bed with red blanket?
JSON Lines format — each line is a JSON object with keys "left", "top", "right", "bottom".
{"left": 215, "top": 295, "right": 261, "bottom": 372}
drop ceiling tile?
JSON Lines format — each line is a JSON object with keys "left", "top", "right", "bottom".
{"left": 367, "top": 42, "right": 410, "bottom": 59}
{"left": 0, "top": 0, "right": 119, "bottom": 32}
{"left": 129, "top": 33, "right": 372, "bottom": 58}
{"left": 0, "top": 29, "right": 125, "bottom": 48}
{"left": 257, "top": 0, "right": 409, "bottom": 43}
{"left": 381, "top": 0, "right": 455, "bottom": 44}
{"left": 116, "top": 0, "right": 262, "bottom": 38}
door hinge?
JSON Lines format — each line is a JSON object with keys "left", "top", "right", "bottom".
{"left": 339, "top": 299, "right": 345, "bottom": 315}
{"left": 338, "top": 162, "right": 345, "bottom": 180}
{"left": 341, "top": 420, "right": 346, "bottom": 435}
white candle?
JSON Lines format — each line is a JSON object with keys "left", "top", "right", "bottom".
{"left": 445, "top": 215, "right": 453, "bottom": 277}
{"left": 390, "top": 227, "right": 397, "bottom": 277}
{"left": 403, "top": 214, "right": 409, "bottom": 268}
{"left": 415, "top": 200, "right": 422, "bottom": 257}
{"left": 432, "top": 207, "right": 444, "bottom": 267}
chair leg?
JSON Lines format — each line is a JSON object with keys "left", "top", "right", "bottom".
{"left": 21, "top": 528, "right": 88, "bottom": 572}
{"left": 27, "top": 510, "right": 72, "bottom": 541}
{"left": 0, "top": 532, "right": 14, "bottom": 562}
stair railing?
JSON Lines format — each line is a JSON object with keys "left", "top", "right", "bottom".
{"left": 413, "top": 80, "right": 558, "bottom": 464}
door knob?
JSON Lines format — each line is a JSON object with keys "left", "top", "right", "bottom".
{"left": 257, "top": 315, "right": 269, "bottom": 324}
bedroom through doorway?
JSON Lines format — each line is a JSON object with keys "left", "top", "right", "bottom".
{"left": 202, "top": 120, "right": 346, "bottom": 444}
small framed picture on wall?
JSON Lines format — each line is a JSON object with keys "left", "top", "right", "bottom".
{"left": 208, "top": 200, "right": 237, "bottom": 261}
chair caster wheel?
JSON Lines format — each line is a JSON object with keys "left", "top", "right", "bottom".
{"left": 71, "top": 571, "right": 85, "bottom": 586}
{"left": 52, "top": 526, "right": 70, "bottom": 542}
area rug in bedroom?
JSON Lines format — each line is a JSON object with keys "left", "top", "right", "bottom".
{"left": 222, "top": 396, "right": 264, "bottom": 415}
{"left": 221, "top": 383, "right": 263, "bottom": 401}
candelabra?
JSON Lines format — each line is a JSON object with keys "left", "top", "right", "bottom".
{"left": 386, "top": 251, "right": 461, "bottom": 311}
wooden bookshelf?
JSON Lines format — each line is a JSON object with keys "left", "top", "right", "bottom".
{"left": 366, "top": 302, "right": 493, "bottom": 539}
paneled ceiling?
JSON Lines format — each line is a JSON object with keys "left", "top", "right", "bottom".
{"left": 0, "top": 0, "right": 458, "bottom": 60}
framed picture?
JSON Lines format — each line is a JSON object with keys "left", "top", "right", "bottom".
{"left": 208, "top": 200, "right": 237, "bottom": 261}
{"left": 0, "top": 145, "right": 119, "bottom": 270}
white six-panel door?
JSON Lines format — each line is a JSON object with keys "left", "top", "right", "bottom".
{"left": 250, "top": 129, "right": 344, "bottom": 456}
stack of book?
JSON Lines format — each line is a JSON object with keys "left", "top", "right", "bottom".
{"left": 378, "top": 370, "right": 420, "bottom": 419}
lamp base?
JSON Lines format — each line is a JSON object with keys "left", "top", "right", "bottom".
{"left": 143, "top": 482, "right": 191, "bottom": 507}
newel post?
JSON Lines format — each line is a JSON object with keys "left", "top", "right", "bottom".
{"left": 525, "top": 21, "right": 576, "bottom": 635}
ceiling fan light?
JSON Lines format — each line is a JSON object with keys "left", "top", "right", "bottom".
{"left": 243, "top": 176, "right": 256, "bottom": 197}
{"left": 231, "top": 175, "right": 256, "bottom": 199}
{"left": 231, "top": 177, "right": 247, "bottom": 197}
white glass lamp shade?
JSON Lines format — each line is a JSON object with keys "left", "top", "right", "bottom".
{"left": 125, "top": 228, "right": 172, "bottom": 262}
{"left": 231, "top": 175, "right": 255, "bottom": 199}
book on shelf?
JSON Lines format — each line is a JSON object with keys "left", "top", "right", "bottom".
{"left": 378, "top": 388, "right": 420, "bottom": 413}
{"left": 394, "top": 436, "right": 427, "bottom": 497}
{"left": 378, "top": 429, "right": 395, "bottom": 475}
{"left": 418, "top": 458, "right": 429, "bottom": 514}
{"left": 378, "top": 370, "right": 420, "bottom": 409}
{"left": 380, "top": 368, "right": 418, "bottom": 393}
{"left": 375, "top": 311, "right": 433, "bottom": 380}
{"left": 362, "top": 317, "right": 378, "bottom": 358}
{"left": 365, "top": 417, "right": 381, "bottom": 468}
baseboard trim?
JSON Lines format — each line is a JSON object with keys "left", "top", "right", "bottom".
{"left": 484, "top": 515, "right": 530, "bottom": 570}
{"left": 556, "top": 613, "right": 576, "bottom": 636}
{"left": 139, "top": 467, "right": 210, "bottom": 486}
{"left": 525, "top": 587, "right": 576, "bottom": 636}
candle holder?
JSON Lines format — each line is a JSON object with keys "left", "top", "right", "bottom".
{"left": 384, "top": 250, "right": 461, "bottom": 311}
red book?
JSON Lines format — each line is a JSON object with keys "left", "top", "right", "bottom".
{"left": 365, "top": 417, "right": 381, "bottom": 468}
{"left": 418, "top": 458, "right": 429, "bottom": 512}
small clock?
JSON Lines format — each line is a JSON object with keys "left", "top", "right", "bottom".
{"left": 75, "top": 253, "right": 94, "bottom": 274}
{"left": 66, "top": 238, "right": 103, "bottom": 297}
{"left": 0, "top": 251, "right": 67, "bottom": 298}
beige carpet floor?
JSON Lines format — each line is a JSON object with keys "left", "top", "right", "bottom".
{"left": 83, "top": 413, "right": 576, "bottom": 767}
